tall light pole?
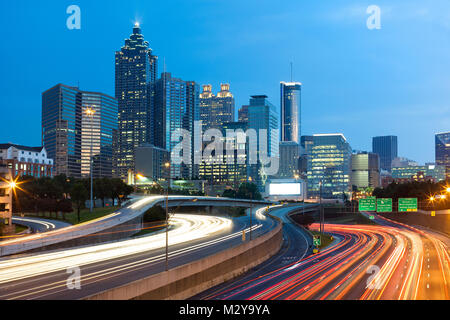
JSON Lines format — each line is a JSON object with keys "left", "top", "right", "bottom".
{"left": 85, "top": 107, "right": 96, "bottom": 213}
{"left": 164, "top": 161, "right": 171, "bottom": 271}
{"left": 248, "top": 176, "right": 253, "bottom": 241}
{"left": 319, "top": 180, "right": 324, "bottom": 234}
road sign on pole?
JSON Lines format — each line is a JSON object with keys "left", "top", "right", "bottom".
{"left": 359, "top": 196, "right": 376, "bottom": 212}
{"left": 376, "top": 198, "right": 392, "bottom": 213}
{"left": 398, "top": 198, "right": 418, "bottom": 212}
{"left": 313, "top": 235, "right": 321, "bottom": 247}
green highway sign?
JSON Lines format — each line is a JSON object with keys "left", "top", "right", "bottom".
{"left": 398, "top": 198, "right": 418, "bottom": 212}
{"left": 377, "top": 198, "right": 393, "bottom": 213}
{"left": 313, "top": 235, "right": 321, "bottom": 247}
{"left": 369, "top": 215, "right": 375, "bottom": 220}
{"left": 359, "top": 196, "right": 376, "bottom": 212}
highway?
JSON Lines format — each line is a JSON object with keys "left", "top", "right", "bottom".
{"left": 12, "top": 217, "right": 71, "bottom": 233}
{"left": 195, "top": 205, "right": 450, "bottom": 300}
{"left": 0, "top": 208, "right": 277, "bottom": 300}
{"left": 0, "top": 195, "right": 270, "bottom": 256}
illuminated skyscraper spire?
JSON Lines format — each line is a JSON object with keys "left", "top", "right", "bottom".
{"left": 115, "top": 23, "right": 158, "bottom": 179}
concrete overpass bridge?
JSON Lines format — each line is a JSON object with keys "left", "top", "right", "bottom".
{"left": 0, "top": 195, "right": 273, "bottom": 257}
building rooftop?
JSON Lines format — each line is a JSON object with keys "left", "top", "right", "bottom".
{"left": 0, "top": 143, "right": 44, "bottom": 153}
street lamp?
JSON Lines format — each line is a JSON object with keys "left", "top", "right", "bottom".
{"left": 164, "top": 161, "right": 171, "bottom": 271}
{"left": 248, "top": 176, "right": 253, "bottom": 241}
{"left": 85, "top": 106, "right": 96, "bottom": 213}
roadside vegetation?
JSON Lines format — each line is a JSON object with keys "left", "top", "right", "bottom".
{"left": 11, "top": 174, "right": 133, "bottom": 224}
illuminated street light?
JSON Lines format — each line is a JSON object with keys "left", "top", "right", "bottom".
{"left": 446, "top": 187, "right": 450, "bottom": 193}
{"left": 85, "top": 106, "right": 96, "bottom": 213}
{"left": 429, "top": 196, "right": 435, "bottom": 201}
{"left": 164, "top": 161, "right": 171, "bottom": 271}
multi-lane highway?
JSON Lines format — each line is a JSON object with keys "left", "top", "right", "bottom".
{"left": 0, "top": 208, "right": 276, "bottom": 300}
{"left": 195, "top": 206, "right": 450, "bottom": 300}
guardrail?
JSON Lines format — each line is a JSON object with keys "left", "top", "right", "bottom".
{"left": 0, "top": 196, "right": 274, "bottom": 256}
{"left": 84, "top": 208, "right": 283, "bottom": 300}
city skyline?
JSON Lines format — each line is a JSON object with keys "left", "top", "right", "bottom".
{"left": 1, "top": 1, "right": 449, "bottom": 165}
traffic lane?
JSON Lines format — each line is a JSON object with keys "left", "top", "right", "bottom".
{"left": 12, "top": 217, "right": 72, "bottom": 233}
{"left": 0, "top": 213, "right": 276, "bottom": 300}
{"left": 192, "top": 215, "right": 312, "bottom": 300}
{"left": 365, "top": 212, "right": 450, "bottom": 299}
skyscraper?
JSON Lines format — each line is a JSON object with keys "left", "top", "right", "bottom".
{"left": 280, "top": 82, "right": 302, "bottom": 143}
{"left": 351, "top": 152, "right": 380, "bottom": 189}
{"left": 199, "top": 84, "right": 235, "bottom": 131}
{"left": 247, "top": 95, "right": 279, "bottom": 190}
{"left": 307, "top": 134, "right": 352, "bottom": 199}
{"left": 149, "top": 73, "right": 199, "bottom": 179}
{"left": 435, "top": 131, "right": 450, "bottom": 179}
{"left": 42, "top": 84, "right": 118, "bottom": 178}
{"left": 115, "top": 23, "right": 158, "bottom": 180}
{"left": 238, "top": 105, "right": 249, "bottom": 122}
{"left": 372, "top": 135, "right": 398, "bottom": 172}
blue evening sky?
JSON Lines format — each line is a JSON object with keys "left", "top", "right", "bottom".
{"left": 0, "top": 0, "right": 449, "bottom": 164}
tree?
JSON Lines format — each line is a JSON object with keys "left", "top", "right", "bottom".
{"left": 94, "top": 178, "right": 110, "bottom": 207}
{"left": 236, "top": 182, "right": 262, "bottom": 200}
{"left": 143, "top": 205, "right": 166, "bottom": 223}
{"left": 71, "top": 183, "right": 88, "bottom": 222}
{"left": 222, "top": 189, "right": 237, "bottom": 198}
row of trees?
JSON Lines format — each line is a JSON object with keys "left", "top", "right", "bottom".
{"left": 372, "top": 180, "right": 450, "bottom": 210}
{"left": 222, "top": 182, "right": 262, "bottom": 200}
{"left": 12, "top": 175, "right": 134, "bottom": 221}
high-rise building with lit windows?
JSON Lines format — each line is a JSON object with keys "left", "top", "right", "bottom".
{"left": 115, "top": 23, "right": 158, "bottom": 180}
{"left": 42, "top": 84, "right": 117, "bottom": 178}
{"left": 149, "top": 73, "right": 199, "bottom": 179}
{"left": 435, "top": 132, "right": 450, "bottom": 179}
{"left": 247, "top": 95, "right": 279, "bottom": 191}
{"left": 280, "top": 82, "right": 302, "bottom": 144}
{"left": 307, "top": 134, "right": 352, "bottom": 199}
{"left": 372, "top": 135, "right": 398, "bottom": 172}
{"left": 199, "top": 84, "right": 235, "bottom": 131}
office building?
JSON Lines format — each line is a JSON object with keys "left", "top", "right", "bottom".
{"left": 149, "top": 73, "right": 199, "bottom": 179}
{"left": 280, "top": 82, "right": 302, "bottom": 143}
{"left": 0, "top": 164, "right": 13, "bottom": 234}
{"left": 199, "top": 84, "right": 235, "bottom": 131}
{"left": 392, "top": 164, "right": 446, "bottom": 182}
{"left": 299, "top": 135, "right": 314, "bottom": 175}
{"left": 435, "top": 132, "right": 450, "bottom": 179}
{"left": 198, "top": 121, "right": 249, "bottom": 194}
{"left": 276, "top": 141, "right": 300, "bottom": 179}
{"left": 247, "top": 95, "right": 279, "bottom": 191}
{"left": 351, "top": 152, "right": 380, "bottom": 189}
{"left": 372, "top": 135, "right": 398, "bottom": 172}
{"left": 115, "top": 23, "right": 158, "bottom": 180}
{"left": 0, "top": 144, "right": 53, "bottom": 178}
{"left": 42, "top": 84, "right": 117, "bottom": 178}
{"left": 238, "top": 105, "right": 249, "bottom": 122}
{"left": 134, "top": 144, "right": 170, "bottom": 184}
{"left": 307, "top": 134, "right": 352, "bottom": 199}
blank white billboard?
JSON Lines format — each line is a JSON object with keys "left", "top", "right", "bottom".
{"left": 269, "top": 183, "right": 301, "bottom": 195}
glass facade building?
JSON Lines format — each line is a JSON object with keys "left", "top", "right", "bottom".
{"left": 392, "top": 164, "right": 446, "bottom": 182}
{"left": 280, "top": 82, "right": 302, "bottom": 143}
{"left": 42, "top": 84, "right": 117, "bottom": 178}
{"left": 247, "top": 95, "right": 279, "bottom": 191}
{"left": 149, "top": 73, "right": 199, "bottom": 179}
{"left": 372, "top": 135, "right": 398, "bottom": 172}
{"left": 115, "top": 23, "right": 158, "bottom": 180}
{"left": 351, "top": 152, "right": 380, "bottom": 189}
{"left": 198, "top": 121, "right": 249, "bottom": 193}
{"left": 435, "top": 132, "right": 450, "bottom": 179}
{"left": 42, "top": 84, "right": 82, "bottom": 177}
{"left": 199, "top": 84, "right": 235, "bottom": 131}
{"left": 307, "top": 134, "right": 352, "bottom": 199}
